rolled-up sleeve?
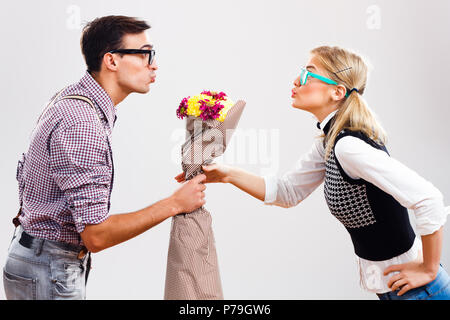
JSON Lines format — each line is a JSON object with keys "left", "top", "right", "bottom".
{"left": 335, "top": 136, "right": 449, "bottom": 236}
{"left": 49, "top": 120, "right": 111, "bottom": 233}
{"left": 263, "top": 138, "right": 326, "bottom": 208}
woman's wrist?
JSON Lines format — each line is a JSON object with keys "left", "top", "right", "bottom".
{"left": 422, "top": 262, "right": 439, "bottom": 279}
{"left": 420, "top": 227, "right": 443, "bottom": 280}
{"left": 224, "top": 166, "right": 265, "bottom": 201}
{"left": 226, "top": 166, "right": 241, "bottom": 185}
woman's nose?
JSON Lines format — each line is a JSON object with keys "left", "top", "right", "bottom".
{"left": 294, "top": 76, "right": 301, "bottom": 87}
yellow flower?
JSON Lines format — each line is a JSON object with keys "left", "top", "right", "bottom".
{"left": 217, "top": 99, "right": 234, "bottom": 122}
{"left": 186, "top": 94, "right": 209, "bottom": 117}
{"left": 182, "top": 92, "right": 234, "bottom": 122}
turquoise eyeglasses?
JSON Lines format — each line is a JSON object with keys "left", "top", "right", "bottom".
{"left": 299, "top": 67, "right": 338, "bottom": 86}
{"left": 299, "top": 67, "right": 353, "bottom": 97}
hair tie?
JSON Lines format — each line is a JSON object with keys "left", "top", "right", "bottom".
{"left": 345, "top": 88, "right": 359, "bottom": 98}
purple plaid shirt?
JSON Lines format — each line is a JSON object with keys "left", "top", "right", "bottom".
{"left": 16, "top": 71, "right": 116, "bottom": 245}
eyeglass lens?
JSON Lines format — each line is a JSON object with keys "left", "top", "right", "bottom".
{"left": 300, "top": 68, "right": 308, "bottom": 85}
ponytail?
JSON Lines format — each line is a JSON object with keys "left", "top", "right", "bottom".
{"left": 311, "top": 46, "right": 387, "bottom": 160}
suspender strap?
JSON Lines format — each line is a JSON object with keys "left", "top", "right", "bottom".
{"left": 12, "top": 87, "right": 68, "bottom": 228}
{"left": 13, "top": 93, "right": 114, "bottom": 227}
{"left": 60, "top": 95, "right": 102, "bottom": 124}
{"left": 59, "top": 95, "right": 115, "bottom": 212}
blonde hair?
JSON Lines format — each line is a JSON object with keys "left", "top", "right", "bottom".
{"left": 310, "top": 46, "right": 387, "bottom": 159}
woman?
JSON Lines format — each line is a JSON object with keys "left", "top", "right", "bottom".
{"left": 175, "top": 46, "right": 450, "bottom": 300}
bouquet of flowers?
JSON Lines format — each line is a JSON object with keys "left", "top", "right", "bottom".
{"left": 164, "top": 91, "right": 246, "bottom": 300}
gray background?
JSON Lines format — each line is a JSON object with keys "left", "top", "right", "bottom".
{"left": 0, "top": 0, "right": 449, "bottom": 299}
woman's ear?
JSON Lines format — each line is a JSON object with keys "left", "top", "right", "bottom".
{"left": 332, "top": 85, "right": 347, "bottom": 101}
{"left": 102, "top": 52, "right": 118, "bottom": 72}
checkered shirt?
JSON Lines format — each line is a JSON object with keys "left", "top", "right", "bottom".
{"left": 16, "top": 71, "right": 116, "bottom": 245}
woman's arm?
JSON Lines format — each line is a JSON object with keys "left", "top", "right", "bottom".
{"left": 175, "top": 164, "right": 265, "bottom": 201}
{"left": 421, "top": 226, "right": 443, "bottom": 275}
{"left": 175, "top": 138, "right": 327, "bottom": 208}
{"left": 384, "top": 227, "right": 443, "bottom": 296}
{"left": 334, "top": 136, "right": 448, "bottom": 295}
{"left": 211, "top": 164, "right": 266, "bottom": 201}
{"left": 334, "top": 136, "right": 448, "bottom": 236}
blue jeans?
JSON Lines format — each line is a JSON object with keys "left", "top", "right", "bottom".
{"left": 3, "top": 227, "right": 90, "bottom": 300}
{"left": 377, "top": 264, "right": 450, "bottom": 300}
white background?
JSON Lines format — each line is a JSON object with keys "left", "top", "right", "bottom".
{"left": 0, "top": 0, "right": 449, "bottom": 299}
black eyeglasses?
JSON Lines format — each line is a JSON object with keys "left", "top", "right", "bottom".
{"left": 108, "top": 49, "right": 155, "bottom": 66}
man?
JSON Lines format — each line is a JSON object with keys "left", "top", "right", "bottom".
{"left": 3, "top": 15, "right": 207, "bottom": 300}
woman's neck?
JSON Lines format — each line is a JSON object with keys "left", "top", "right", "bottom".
{"left": 315, "top": 107, "right": 338, "bottom": 123}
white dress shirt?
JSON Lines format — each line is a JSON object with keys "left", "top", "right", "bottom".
{"left": 263, "top": 110, "right": 449, "bottom": 293}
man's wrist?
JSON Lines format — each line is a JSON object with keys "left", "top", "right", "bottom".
{"left": 163, "top": 196, "right": 182, "bottom": 217}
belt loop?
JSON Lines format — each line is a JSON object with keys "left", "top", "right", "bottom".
{"left": 85, "top": 252, "right": 92, "bottom": 285}
{"left": 35, "top": 238, "right": 44, "bottom": 256}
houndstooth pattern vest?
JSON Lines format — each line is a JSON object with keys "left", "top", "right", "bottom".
{"left": 322, "top": 121, "right": 415, "bottom": 261}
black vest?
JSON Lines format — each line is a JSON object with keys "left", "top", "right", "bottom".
{"left": 323, "top": 124, "right": 416, "bottom": 261}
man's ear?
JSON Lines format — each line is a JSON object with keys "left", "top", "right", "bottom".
{"left": 332, "top": 85, "right": 347, "bottom": 101}
{"left": 102, "top": 52, "right": 118, "bottom": 72}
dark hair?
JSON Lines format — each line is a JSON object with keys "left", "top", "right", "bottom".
{"left": 81, "top": 15, "right": 151, "bottom": 73}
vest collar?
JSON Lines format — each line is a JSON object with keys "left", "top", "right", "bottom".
{"left": 317, "top": 109, "right": 338, "bottom": 135}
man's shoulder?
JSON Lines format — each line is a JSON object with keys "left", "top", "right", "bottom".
{"left": 51, "top": 85, "right": 101, "bottom": 130}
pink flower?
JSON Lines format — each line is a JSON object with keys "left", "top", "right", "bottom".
{"left": 176, "top": 97, "right": 189, "bottom": 119}
{"left": 201, "top": 90, "right": 227, "bottom": 101}
{"left": 198, "top": 99, "right": 224, "bottom": 120}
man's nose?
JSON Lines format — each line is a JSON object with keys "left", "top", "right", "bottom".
{"left": 148, "top": 59, "right": 158, "bottom": 70}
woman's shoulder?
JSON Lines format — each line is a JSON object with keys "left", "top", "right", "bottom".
{"left": 335, "top": 129, "right": 387, "bottom": 153}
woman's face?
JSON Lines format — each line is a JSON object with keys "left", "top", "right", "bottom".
{"left": 291, "top": 55, "right": 336, "bottom": 114}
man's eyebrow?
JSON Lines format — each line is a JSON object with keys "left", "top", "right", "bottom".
{"left": 140, "top": 44, "right": 153, "bottom": 49}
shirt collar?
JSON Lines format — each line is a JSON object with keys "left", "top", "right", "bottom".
{"left": 79, "top": 71, "right": 117, "bottom": 129}
{"left": 317, "top": 109, "right": 338, "bottom": 135}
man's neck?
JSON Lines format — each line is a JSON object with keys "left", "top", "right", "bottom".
{"left": 91, "top": 72, "right": 128, "bottom": 106}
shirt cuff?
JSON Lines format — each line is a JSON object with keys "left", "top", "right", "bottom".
{"left": 73, "top": 200, "right": 109, "bottom": 233}
{"left": 415, "top": 203, "right": 449, "bottom": 236}
{"left": 263, "top": 175, "right": 278, "bottom": 205}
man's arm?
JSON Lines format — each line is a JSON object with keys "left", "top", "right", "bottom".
{"left": 81, "top": 174, "right": 207, "bottom": 253}
{"left": 50, "top": 120, "right": 207, "bottom": 253}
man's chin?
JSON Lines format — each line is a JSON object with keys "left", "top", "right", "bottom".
{"left": 291, "top": 102, "right": 303, "bottom": 110}
{"left": 134, "top": 85, "right": 151, "bottom": 94}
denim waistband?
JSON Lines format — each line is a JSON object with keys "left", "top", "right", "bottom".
{"left": 377, "top": 264, "right": 448, "bottom": 300}
{"left": 17, "top": 227, "right": 87, "bottom": 258}
{"left": 423, "top": 265, "right": 449, "bottom": 296}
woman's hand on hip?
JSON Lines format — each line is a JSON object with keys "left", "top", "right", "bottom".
{"left": 384, "top": 261, "right": 437, "bottom": 296}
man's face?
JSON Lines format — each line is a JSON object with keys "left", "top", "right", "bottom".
{"left": 114, "top": 31, "right": 157, "bottom": 94}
